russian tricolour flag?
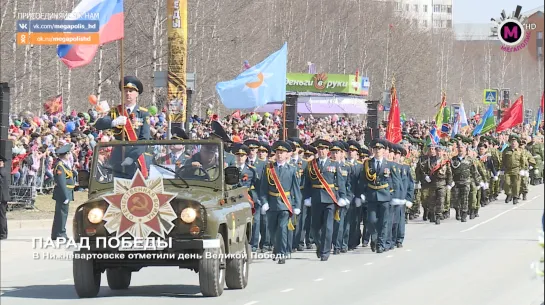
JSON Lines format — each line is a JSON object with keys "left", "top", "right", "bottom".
{"left": 57, "top": 0, "right": 124, "bottom": 69}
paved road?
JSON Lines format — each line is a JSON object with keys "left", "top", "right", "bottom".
{"left": 2, "top": 186, "right": 544, "bottom": 305}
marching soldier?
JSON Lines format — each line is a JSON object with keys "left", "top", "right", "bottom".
{"left": 289, "top": 138, "right": 312, "bottom": 252}
{"left": 259, "top": 141, "right": 302, "bottom": 264}
{"left": 391, "top": 145, "right": 414, "bottom": 248}
{"left": 359, "top": 147, "right": 372, "bottom": 248}
{"left": 416, "top": 146, "right": 434, "bottom": 221}
{"left": 451, "top": 139, "right": 478, "bottom": 222}
{"left": 502, "top": 135, "right": 525, "bottom": 204}
{"left": 94, "top": 76, "right": 151, "bottom": 179}
{"left": 356, "top": 139, "right": 393, "bottom": 253}
{"left": 299, "top": 144, "right": 318, "bottom": 249}
{"left": 478, "top": 142, "right": 497, "bottom": 207}
{"left": 527, "top": 135, "right": 544, "bottom": 185}
{"left": 331, "top": 141, "right": 351, "bottom": 254}
{"left": 346, "top": 140, "right": 364, "bottom": 251}
{"left": 425, "top": 145, "right": 452, "bottom": 225}
{"left": 51, "top": 144, "right": 76, "bottom": 240}
{"left": 468, "top": 147, "right": 486, "bottom": 219}
{"left": 519, "top": 137, "right": 535, "bottom": 201}
{"left": 257, "top": 141, "right": 272, "bottom": 252}
{"left": 244, "top": 139, "right": 267, "bottom": 252}
{"left": 304, "top": 139, "right": 347, "bottom": 260}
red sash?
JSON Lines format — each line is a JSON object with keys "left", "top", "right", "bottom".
{"left": 246, "top": 193, "right": 256, "bottom": 215}
{"left": 310, "top": 160, "right": 339, "bottom": 206}
{"left": 267, "top": 163, "right": 293, "bottom": 216}
{"left": 117, "top": 105, "right": 148, "bottom": 178}
{"left": 430, "top": 159, "right": 450, "bottom": 176}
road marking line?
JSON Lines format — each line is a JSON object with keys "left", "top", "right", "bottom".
{"left": 341, "top": 270, "right": 351, "bottom": 273}
{"left": 364, "top": 262, "right": 373, "bottom": 266}
{"left": 60, "top": 278, "right": 71, "bottom": 282}
{"left": 405, "top": 249, "right": 412, "bottom": 252}
{"left": 460, "top": 195, "right": 538, "bottom": 233}
{"left": 243, "top": 302, "right": 259, "bottom": 305}
{"left": 386, "top": 255, "right": 393, "bottom": 258}
{"left": 313, "top": 278, "right": 323, "bottom": 282}
{"left": 280, "top": 288, "right": 293, "bottom": 292}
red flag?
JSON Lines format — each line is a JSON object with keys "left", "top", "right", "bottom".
{"left": 43, "top": 95, "right": 63, "bottom": 115}
{"left": 386, "top": 86, "right": 402, "bottom": 143}
{"left": 541, "top": 91, "right": 544, "bottom": 110}
{"left": 496, "top": 95, "right": 524, "bottom": 133}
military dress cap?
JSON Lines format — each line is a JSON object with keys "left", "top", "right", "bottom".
{"left": 393, "top": 144, "right": 403, "bottom": 154}
{"left": 341, "top": 141, "right": 350, "bottom": 152}
{"left": 258, "top": 141, "right": 270, "bottom": 152}
{"left": 370, "top": 138, "right": 386, "bottom": 149}
{"left": 55, "top": 144, "right": 71, "bottom": 155}
{"left": 360, "top": 147, "right": 370, "bottom": 157}
{"left": 209, "top": 121, "right": 232, "bottom": 143}
{"left": 232, "top": 144, "right": 250, "bottom": 155}
{"left": 119, "top": 76, "right": 143, "bottom": 94}
{"left": 478, "top": 143, "right": 488, "bottom": 149}
{"left": 508, "top": 134, "right": 520, "bottom": 143}
{"left": 171, "top": 126, "right": 189, "bottom": 140}
{"left": 312, "top": 139, "right": 332, "bottom": 150}
{"left": 286, "top": 140, "right": 297, "bottom": 152}
{"left": 244, "top": 139, "right": 261, "bottom": 149}
{"left": 330, "top": 141, "right": 344, "bottom": 152}
{"left": 347, "top": 140, "right": 361, "bottom": 151}
{"left": 288, "top": 137, "right": 303, "bottom": 148}
{"left": 272, "top": 141, "right": 292, "bottom": 153}
{"left": 304, "top": 144, "right": 318, "bottom": 155}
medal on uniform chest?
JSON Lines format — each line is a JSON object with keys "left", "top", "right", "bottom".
{"left": 384, "top": 168, "right": 390, "bottom": 177}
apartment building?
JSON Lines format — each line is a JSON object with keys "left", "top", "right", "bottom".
{"left": 392, "top": 0, "right": 453, "bottom": 30}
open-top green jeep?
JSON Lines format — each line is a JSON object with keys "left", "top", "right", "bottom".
{"left": 72, "top": 139, "right": 253, "bottom": 298}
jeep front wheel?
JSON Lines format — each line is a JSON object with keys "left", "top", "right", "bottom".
{"left": 106, "top": 268, "right": 131, "bottom": 290}
{"left": 225, "top": 234, "right": 250, "bottom": 289}
{"left": 73, "top": 251, "right": 101, "bottom": 298}
{"left": 198, "top": 233, "right": 226, "bottom": 297}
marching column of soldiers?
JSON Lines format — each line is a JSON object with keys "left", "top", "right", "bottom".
{"left": 235, "top": 132, "right": 544, "bottom": 264}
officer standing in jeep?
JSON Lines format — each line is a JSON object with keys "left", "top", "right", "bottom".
{"left": 94, "top": 76, "right": 151, "bottom": 178}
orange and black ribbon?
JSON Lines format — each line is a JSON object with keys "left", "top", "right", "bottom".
{"left": 267, "top": 163, "right": 293, "bottom": 217}
{"left": 117, "top": 105, "right": 148, "bottom": 178}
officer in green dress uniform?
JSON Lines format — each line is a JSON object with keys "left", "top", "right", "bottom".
{"left": 259, "top": 141, "right": 302, "bottom": 264}
{"left": 94, "top": 76, "right": 151, "bottom": 178}
{"left": 232, "top": 143, "right": 258, "bottom": 200}
{"left": 289, "top": 138, "right": 311, "bottom": 252}
{"left": 502, "top": 135, "right": 525, "bottom": 204}
{"left": 257, "top": 141, "right": 272, "bottom": 252}
{"left": 300, "top": 144, "right": 317, "bottom": 249}
{"left": 244, "top": 139, "right": 266, "bottom": 252}
{"left": 331, "top": 141, "right": 351, "bottom": 254}
{"left": 51, "top": 144, "right": 75, "bottom": 240}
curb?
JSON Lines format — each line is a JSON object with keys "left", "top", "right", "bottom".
{"left": 8, "top": 218, "right": 73, "bottom": 230}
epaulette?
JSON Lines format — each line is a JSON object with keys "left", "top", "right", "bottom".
{"left": 139, "top": 107, "right": 148, "bottom": 112}
{"left": 356, "top": 160, "right": 363, "bottom": 164}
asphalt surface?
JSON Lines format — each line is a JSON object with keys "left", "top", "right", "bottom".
{"left": 1, "top": 186, "right": 544, "bottom": 305}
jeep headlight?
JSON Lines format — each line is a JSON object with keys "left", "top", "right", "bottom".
{"left": 180, "top": 207, "right": 197, "bottom": 223}
{"left": 88, "top": 208, "right": 104, "bottom": 224}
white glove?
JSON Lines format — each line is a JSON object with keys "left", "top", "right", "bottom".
{"left": 529, "top": 166, "right": 533, "bottom": 170}
{"left": 338, "top": 198, "right": 348, "bottom": 207}
{"left": 355, "top": 198, "right": 362, "bottom": 207}
{"left": 415, "top": 182, "right": 422, "bottom": 189}
{"left": 519, "top": 170, "right": 525, "bottom": 176}
{"left": 405, "top": 201, "right": 414, "bottom": 208}
{"left": 121, "top": 157, "right": 134, "bottom": 166}
{"left": 425, "top": 176, "right": 431, "bottom": 183}
{"left": 304, "top": 198, "right": 312, "bottom": 207}
{"left": 360, "top": 194, "right": 366, "bottom": 202}
{"left": 447, "top": 185, "right": 452, "bottom": 191}
{"left": 294, "top": 208, "right": 301, "bottom": 215}
{"left": 490, "top": 172, "right": 495, "bottom": 178}
{"left": 493, "top": 176, "right": 499, "bottom": 181}
{"left": 261, "top": 203, "right": 269, "bottom": 214}
{"left": 525, "top": 170, "right": 530, "bottom": 177}
{"left": 111, "top": 116, "right": 127, "bottom": 127}
{"left": 499, "top": 171, "right": 504, "bottom": 175}
{"left": 63, "top": 199, "right": 69, "bottom": 204}
{"left": 450, "top": 182, "right": 455, "bottom": 188}
{"left": 479, "top": 182, "right": 486, "bottom": 189}
{"left": 484, "top": 182, "right": 489, "bottom": 190}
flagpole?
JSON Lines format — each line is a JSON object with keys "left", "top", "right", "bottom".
{"left": 119, "top": 38, "right": 125, "bottom": 142}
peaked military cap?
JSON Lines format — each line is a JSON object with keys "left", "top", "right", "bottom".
{"left": 347, "top": 140, "right": 361, "bottom": 151}
{"left": 304, "top": 144, "right": 318, "bottom": 155}
{"left": 341, "top": 141, "right": 350, "bottom": 152}
{"left": 288, "top": 137, "right": 303, "bottom": 148}
{"left": 272, "top": 141, "right": 292, "bottom": 153}
{"left": 232, "top": 144, "right": 250, "bottom": 155}
{"left": 370, "top": 139, "right": 386, "bottom": 149}
{"left": 393, "top": 144, "right": 403, "bottom": 154}
{"left": 477, "top": 143, "right": 488, "bottom": 149}
{"left": 360, "top": 147, "right": 370, "bottom": 157}
{"left": 258, "top": 141, "right": 270, "bottom": 152}
{"left": 286, "top": 140, "right": 297, "bottom": 152}
{"left": 330, "top": 141, "right": 344, "bottom": 152}
{"left": 209, "top": 121, "right": 232, "bottom": 143}
{"left": 312, "top": 139, "right": 332, "bottom": 150}
{"left": 119, "top": 76, "right": 143, "bottom": 94}
{"left": 55, "top": 144, "right": 71, "bottom": 155}
{"left": 171, "top": 126, "right": 189, "bottom": 140}
{"left": 244, "top": 139, "right": 261, "bottom": 149}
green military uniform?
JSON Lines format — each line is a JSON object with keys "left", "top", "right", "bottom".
{"left": 450, "top": 137, "right": 479, "bottom": 222}
{"left": 471, "top": 149, "right": 487, "bottom": 218}
{"left": 502, "top": 135, "right": 525, "bottom": 204}
{"left": 415, "top": 153, "right": 432, "bottom": 221}
{"left": 51, "top": 145, "right": 75, "bottom": 240}
{"left": 519, "top": 142, "right": 535, "bottom": 200}
{"left": 487, "top": 137, "right": 502, "bottom": 200}
{"left": 527, "top": 138, "right": 544, "bottom": 185}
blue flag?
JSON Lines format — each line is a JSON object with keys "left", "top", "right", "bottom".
{"left": 216, "top": 43, "right": 287, "bottom": 109}
{"left": 472, "top": 105, "right": 495, "bottom": 136}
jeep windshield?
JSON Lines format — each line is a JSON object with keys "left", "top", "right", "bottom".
{"left": 93, "top": 142, "right": 221, "bottom": 184}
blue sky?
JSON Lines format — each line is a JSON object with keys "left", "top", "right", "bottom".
{"left": 453, "top": 0, "right": 543, "bottom": 23}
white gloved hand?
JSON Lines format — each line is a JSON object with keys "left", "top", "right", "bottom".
{"left": 63, "top": 199, "right": 69, "bottom": 204}
{"left": 493, "top": 175, "right": 499, "bottom": 181}
{"left": 338, "top": 198, "right": 348, "bottom": 207}
{"left": 529, "top": 166, "right": 533, "bottom": 170}
{"left": 447, "top": 185, "right": 452, "bottom": 191}
{"left": 405, "top": 201, "right": 414, "bottom": 208}
{"left": 261, "top": 203, "right": 269, "bottom": 214}
{"left": 451, "top": 182, "right": 455, "bottom": 188}
{"left": 525, "top": 170, "right": 530, "bottom": 177}
{"left": 120, "top": 157, "right": 134, "bottom": 166}
{"left": 111, "top": 116, "right": 127, "bottom": 127}
{"left": 519, "top": 170, "right": 525, "bottom": 176}
{"left": 425, "top": 176, "right": 431, "bottom": 183}
{"left": 484, "top": 182, "right": 489, "bottom": 190}
{"left": 490, "top": 172, "right": 495, "bottom": 178}
{"left": 479, "top": 182, "right": 486, "bottom": 189}
{"left": 304, "top": 198, "right": 312, "bottom": 207}
{"left": 355, "top": 198, "right": 362, "bottom": 207}
{"left": 294, "top": 208, "right": 301, "bottom": 215}
{"left": 415, "top": 182, "right": 422, "bottom": 189}
{"left": 360, "top": 194, "right": 366, "bottom": 202}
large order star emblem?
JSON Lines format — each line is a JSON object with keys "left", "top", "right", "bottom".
{"left": 102, "top": 170, "right": 178, "bottom": 238}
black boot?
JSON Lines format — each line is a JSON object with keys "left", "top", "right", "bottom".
{"left": 523, "top": 193, "right": 527, "bottom": 200}
{"left": 469, "top": 210, "right": 475, "bottom": 219}
{"left": 423, "top": 208, "right": 428, "bottom": 221}
{"left": 435, "top": 214, "right": 441, "bottom": 225}
{"left": 474, "top": 210, "right": 479, "bottom": 217}
{"left": 461, "top": 212, "right": 468, "bottom": 222}
{"left": 455, "top": 209, "right": 461, "bottom": 221}
{"left": 429, "top": 213, "right": 435, "bottom": 223}
{"left": 505, "top": 195, "right": 511, "bottom": 203}
{"left": 513, "top": 198, "right": 519, "bottom": 205}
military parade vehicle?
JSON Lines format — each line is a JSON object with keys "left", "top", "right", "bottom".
{"left": 72, "top": 138, "right": 253, "bottom": 298}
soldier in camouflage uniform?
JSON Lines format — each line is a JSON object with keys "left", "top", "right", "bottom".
{"left": 418, "top": 145, "right": 452, "bottom": 225}
{"left": 450, "top": 138, "right": 479, "bottom": 222}
{"left": 528, "top": 135, "right": 544, "bottom": 185}
{"left": 469, "top": 146, "right": 486, "bottom": 219}
{"left": 502, "top": 135, "right": 526, "bottom": 204}
{"left": 519, "top": 137, "right": 536, "bottom": 201}
{"left": 481, "top": 136, "right": 501, "bottom": 201}
{"left": 416, "top": 146, "right": 434, "bottom": 221}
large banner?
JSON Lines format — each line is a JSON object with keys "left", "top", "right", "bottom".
{"left": 167, "top": 0, "right": 187, "bottom": 123}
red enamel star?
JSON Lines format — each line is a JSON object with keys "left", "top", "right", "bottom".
{"left": 102, "top": 170, "right": 178, "bottom": 238}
